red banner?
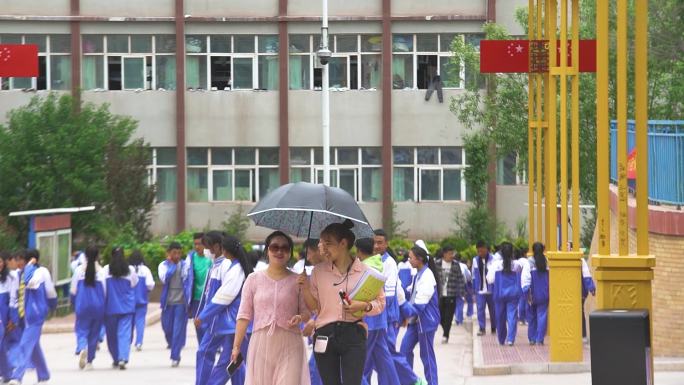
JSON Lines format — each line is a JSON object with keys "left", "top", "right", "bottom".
{"left": 0, "top": 44, "right": 39, "bottom": 77}
{"left": 627, "top": 148, "right": 637, "bottom": 179}
{"left": 480, "top": 40, "right": 596, "bottom": 73}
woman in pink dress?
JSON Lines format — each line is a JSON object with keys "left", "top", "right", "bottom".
{"left": 232, "top": 231, "right": 311, "bottom": 385}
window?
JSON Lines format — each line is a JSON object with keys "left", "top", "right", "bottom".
{"left": 497, "top": 152, "right": 525, "bottom": 185}
{"left": 392, "top": 33, "right": 464, "bottom": 89}
{"left": 289, "top": 147, "right": 381, "bottom": 202}
{"left": 0, "top": 34, "right": 71, "bottom": 91}
{"left": 185, "top": 148, "right": 279, "bottom": 202}
{"left": 147, "top": 148, "right": 177, "bottom": 202}
{"left": 393, "top": 147, "right": 466, "bottom": 202}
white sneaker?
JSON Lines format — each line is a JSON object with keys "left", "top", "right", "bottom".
{"left": 8, "top": 380, "right": 20, "bottom": 385}
{"left": 118, "top": 361, "right": 127, "bottom": 370}
{"left": 84, "top": 363, "right": 94, "bottom": 371}
{"left": 135, "top": 344, "right": 142, "bottom": 352}
{"left": 79, "top": 349, "right": 87, "bottom": 369}
{"left": 171, "top": 360, "right": 180, "bottom": 368}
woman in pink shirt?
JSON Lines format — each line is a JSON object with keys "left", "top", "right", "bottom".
{"left": 233, "top": 231, "right": 311, "bottom": 385}
{"left": 298, "top": 220, "right": 385, "bottom": 385}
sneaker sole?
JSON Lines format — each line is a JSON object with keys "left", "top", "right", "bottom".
{"left": 79, "top": 350, "right": 87, "bottom": 369}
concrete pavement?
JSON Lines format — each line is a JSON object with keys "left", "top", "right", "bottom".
{"left": 27, "top": 316, "right": 684, "bottom": 385}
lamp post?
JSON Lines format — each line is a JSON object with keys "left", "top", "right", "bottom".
{"left": 317, "top": 0, "right": 332, "bottom": 186}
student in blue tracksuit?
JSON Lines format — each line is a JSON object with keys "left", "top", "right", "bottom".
{"left": 0, "top": 251, "right": 17, "bottom": 381}
{"left": 8, "top": 249, "right": 57, "bottom": 385}
{"left": 356, "top": 238, "right": 401, "bottom": 385}
{"left": 158, "top": 242, "right": 191, "bottom": 367}
{"left": 581, "top": 257, "right": 596, "bottom": 341}
{"left": 486, "top": 242, "right": 527, "bottom": 346}
{"left": 194, "top": 232, "right": 252, "bottom": 385}
{"left": 455, "top": 253, "right": 472, "bottom": 325}
{"left": 521, "top": 242, "right": 549, "bottom": 345}
{"left": 400, "top": 245, "right": 441, "bottom": 385}
{"left": 103, "top": 247, "right": 139, "bottom": 370}
{"left": 373, "top": 230, "right": 400, "bottom": 341}
{"left": 186, "top": 232, "right": 212, "bottom": 345}
{"left": 516, "top": 249, "right": 528, "bottom": 325}
{"left": 70, "top": 246, "right": 106, "bottom": 370}
{"left": 130, "top": 250, "right": 155, "bottom": 351}
{"left": 473, "top": 240, "right": 496, "bottom": 336}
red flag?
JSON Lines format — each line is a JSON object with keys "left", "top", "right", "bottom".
{"left": 480, "top": 40, "right": 530, "bottom": 73}
{"left": 627, "top": 148, "right": 637, "bottom": 179}
{"left": 480, "top": 40, "right": 596, "bottom": 73}
{"left": 0, "top": 44, "right": 39, "bottom": 77}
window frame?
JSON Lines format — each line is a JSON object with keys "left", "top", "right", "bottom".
{"left": 393, "top": 146, "right": 467, "bottom": 202}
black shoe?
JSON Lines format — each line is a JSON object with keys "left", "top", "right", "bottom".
{"left": 491, "top": 328, "right": 497, "bottom": 334}
{"left": 477, "top": 329, "right": 485, "bottom": 336}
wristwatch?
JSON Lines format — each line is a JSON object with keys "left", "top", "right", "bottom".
{"left": 364, "top": 302, "right": 373, "bottom": 312}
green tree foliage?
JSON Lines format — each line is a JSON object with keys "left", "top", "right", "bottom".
{"left": 221, "top": 205, "right": 251, "bottom": 241}
{"left": 0, "top": 93, "right": 154, "bottom": 243}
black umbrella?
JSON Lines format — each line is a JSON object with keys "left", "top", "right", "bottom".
{"left": 247, "top": 182, "right": 375, "bottom": 243}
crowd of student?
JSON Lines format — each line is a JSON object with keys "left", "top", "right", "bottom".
{"left": 0, "top": 225, "right": 597, "bottom": 385}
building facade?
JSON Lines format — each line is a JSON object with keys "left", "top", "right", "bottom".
{"left": 0, "top": 0, "right": 529, "bottom": 240}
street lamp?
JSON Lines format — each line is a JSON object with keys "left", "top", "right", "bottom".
{"left": 317, "top": 0, "right": 331, "bottom": 186}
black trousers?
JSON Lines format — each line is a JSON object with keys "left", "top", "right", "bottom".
{"left": 439, "top": 296, "right": 457, "bottom": 338}
{"left": 314, "top": 321, "right": 367, "bottom": 385}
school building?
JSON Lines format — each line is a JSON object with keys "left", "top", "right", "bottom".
{"left": 0, "top": 0, "right": 530, "bottom": 240}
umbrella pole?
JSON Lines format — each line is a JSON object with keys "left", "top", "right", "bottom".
{"left": 298, "top": 211, "right": 315, "bottom": 317}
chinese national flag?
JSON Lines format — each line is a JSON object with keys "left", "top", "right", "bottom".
{"left": 480, "top": 40, "right": 596, "bottom": 73}
{"left": 0, "top": 44, "right": 39, "bottom": 77}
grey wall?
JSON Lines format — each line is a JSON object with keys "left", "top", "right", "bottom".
{"left": 80, "top": 0, "right": 174, "bottom": 17}
{"left": 395, "top": 201, "right": 470, "bottom": 240}
{"left": 187, "top": 0, "right": 278, "bottom": 17}
{"left": 0, "top": 92, "right": 39, "bottom": 124}
{"left": 393, "top": 0, "right": 486, "bottom": 16}
{"left": 496, "top": 185, "right": 529, "bottom": 232}
{"left": 392, "top": 90, "right": 467, "bottom": 146}
{"left": 288, "top": 0, "right": 382, "bottom": 18}
{"left": 496, "top": 0, "right": 529, "bottom": 36}
{"left": 2, "top": 0, "right": 70, "bottom": 16}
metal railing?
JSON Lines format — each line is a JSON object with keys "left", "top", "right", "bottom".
{"left": 610, "top": 120, "right": 684, "bottom": 205}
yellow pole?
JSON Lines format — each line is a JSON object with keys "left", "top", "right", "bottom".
{"left": 536, "top": 0, "right": 544, "bottom": 243}
{"left": 571, "top": 0, "right": 580, "bottom": 251}
{"left": 616, "top": 0, "right": 629, "bottom": 256}
{"left": 596, "top": 0, "right": 610, "bottom": 256}
{"left": 547, "top": 0, "right": 558, "bottom": 252}
{"left": 528, "top": 0, "right": 536, "bottom": 248}
{"left": 559, "top": 0, "right": 568, "bottom": 252}
{"left": 635, "top": 0, "right": 649, "bottom": 255}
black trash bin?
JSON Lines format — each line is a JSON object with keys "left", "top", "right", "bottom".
{"left": 589, "top": 309, "right": 652, "bottom": 385}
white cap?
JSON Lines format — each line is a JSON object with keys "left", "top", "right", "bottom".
{"left": 415, "top": 240, "right": 429, "bottom": 256}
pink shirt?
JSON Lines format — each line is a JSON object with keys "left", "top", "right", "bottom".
{"left": 237, "top": 270, "right": 310, "bottom": 335}
{"left": 310, "top": 258, "right": 385, "bottom": 329}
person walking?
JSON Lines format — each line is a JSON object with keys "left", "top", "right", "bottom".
{"left": 186, "top": 232, "right": 212, "bottom": 344}
{"left": 129, "top": 250, "right": 155, "bottom": 352}
{"left": 522, "top": 242, "right": 549, "bottom": 345}
{"left": 473, "top": 241, "right": 496, "bottom": 336}
{"left": 103, "top": 247, "right": 138, "bottom": 370}
{"left": 486, "top": 242, "right": 527, "bottom": 346}
{"left": 233, "top": 231, "right": 311, "bottom": 385}
{"left": 435, "top": 247, "right": 465, "bottom": 343}
{"left": 581, "top": 257, "right": 596, "bottom": 343}
{"left": 454, "top": 252, "right": 472, "bottom": 326}
{"left": 298, "top": 220, "right": 386, "bottom": 385}
{"left": 70, "top": 246, "right": 106, "bottom": 370}
{"left": 195, "top": 233, "right": 253, "bottom": 385}
{"left": 158, "top": 242, "right": 191, "bottom": 367}
{"left": 8, "top": 249, "right": 57, "bottom": 385}
{"left": 0, "top": 251, "right": 17, "bottom": 380}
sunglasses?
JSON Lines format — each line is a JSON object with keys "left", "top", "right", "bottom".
{"left": 268, "top": 244, "right": 291, "bottom": 254}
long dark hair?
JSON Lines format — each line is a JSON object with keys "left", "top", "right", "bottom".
{"left": 500, "top": 242, "right": 514, "bottom": 273}
{"left": 0, "top": 251, "right": 10, "bottom": 284}
{"left": 410, "top": 246, "right": 442, "bottom": 299}
{"left": 84, "top": 246, "right": 99, "bottom": 287}
{"left": 222, "top": 235, "right": 253, "bottom": 276}
{"left": 128, "top": 249, "right": 145, "bottom": 274}
{"left": 532, "top": 242, "right": 547, "bottom": 273}
{"left": 321, "top": 219, "right": 356, "bottom": 250}
{"left": 109, "top": 247, "right": 129, "bottom": 278}
{"left": 203, "top": 231, "right": 224, "bottom": 252}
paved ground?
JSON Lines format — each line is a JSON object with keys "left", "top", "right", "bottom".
{"left": 26, "top": 316, "right": 684, "bottom": 385}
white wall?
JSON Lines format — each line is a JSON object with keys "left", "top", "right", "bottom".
{"left": 81, "top": 0, "right": 175, "bottom": 17}
{"left": 187, "top": 0, "right": 279, "bottom": 18}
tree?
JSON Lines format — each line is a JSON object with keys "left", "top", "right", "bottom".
{"left": 0, "top": 93, "right": 154, "bottom": 243}
{"left": 222, "top": 205, "right": 251, "bottom": 241}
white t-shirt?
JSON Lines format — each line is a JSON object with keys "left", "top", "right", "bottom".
{"left": 440, "top": 260, "right": 452, "bottom": 297}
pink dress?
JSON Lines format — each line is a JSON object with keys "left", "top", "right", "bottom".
{"left": 237, "top": 270, "right": 311, "bottom": 385}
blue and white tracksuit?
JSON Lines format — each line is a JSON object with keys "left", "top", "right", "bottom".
{"left": 71, "top": 264, "right": 106, "bottom": 363}
{"left": 455, "top": 262, "right": 472, "bottom": 324}
{"left": 158, "top": 260, "right": 191, "bottom": 362}
{"left": 401, "top": 266, "right": 440, "bottom": 385}
{"left": 472, "top": 254, "right": 497, "bottom": 332}
{"left": 362, "top": 255, "right": 401, "bottom": 385}
{"left": 10, "top": 264, "right": 57, "bottom": 383}
{"left": 521, "top": 258, "right": 549, "bottom": 344}
{"left": 132, "top": 264, "right": 155, "bottom": 348}
{"left": 397, "top": 260, "right": 414, "bottom": 300}
{"left": 195, "top": 257, "right": 248, "bottom": 385}
{"left": 581, "top": 258, "right": 596, "bottom": 338}
{"left": 103, "top": 265, "right": 138, "bottom": 364}
{"left": 0, "top": 271, "right": 17, "bottom": 380}
{"left": 487, "top": 259, "right": 526, "bottom": 345}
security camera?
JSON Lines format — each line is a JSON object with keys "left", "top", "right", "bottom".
{"left": 317, "top": 48, "right": 332, "bottom": 65}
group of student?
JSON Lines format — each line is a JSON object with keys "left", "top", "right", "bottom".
{"left": 0, "top": 249, "right": 58, "bottom": 385}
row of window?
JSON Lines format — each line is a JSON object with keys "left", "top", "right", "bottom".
{"left": 1, "top": 33, "right": 483, "bottom": 91}
{"left": 147, "top": 147, "right": 470, "bottom": 203}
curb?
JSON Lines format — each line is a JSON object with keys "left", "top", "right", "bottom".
{"left": 43, "top": 306, "right": 163, "bottom": 334}
{"left": 471, "top": 323, "right": 684, "bottom": 375}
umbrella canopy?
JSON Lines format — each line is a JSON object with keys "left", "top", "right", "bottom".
{"left": 247, "top": 182, "right": 374, "bottom": 240}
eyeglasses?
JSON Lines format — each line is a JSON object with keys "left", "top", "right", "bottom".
{"left": 268, "top": 244, "right": 291, "bottom": 254}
